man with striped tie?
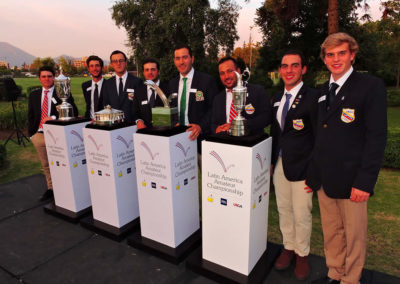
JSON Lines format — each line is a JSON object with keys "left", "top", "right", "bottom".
{"left": 211, "top": 56, "right": 271, "bottom": 134}
{"left": 28, "top": 66, "right": 78, "bottom": 201}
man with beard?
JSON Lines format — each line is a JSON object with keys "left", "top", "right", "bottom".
{"left": 133, "top": 58, "right": 169, "bottom": 129}
{"left": 211, "top": 56, "right": 271, "bottom": 134}
{"left": 82, "top": 55, "right": 104, "bottom": 119}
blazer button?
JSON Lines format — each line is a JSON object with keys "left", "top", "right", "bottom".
{"left": 323, "top": 124, "right": 328, "bottom": 128}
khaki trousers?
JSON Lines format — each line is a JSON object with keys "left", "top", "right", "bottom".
{"left": 273, "top": 157, "right": 313, "bottom": 256}
{"left": 318, "top": 188, "right": 367, "bottom": 284}
{"left": 31, "top": 133, "right": 52, "bottom": 189}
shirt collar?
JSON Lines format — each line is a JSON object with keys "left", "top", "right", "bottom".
{"left": 284, "top": 81, "right": 303, "bottom": 98}
{"left": 92, "top": 77, "right": 104, "bottom": 87}
{"left": 329, "top": 66, "right": 353, "bottom": 87}
{"left": 42, "top": 86, "right": 54, "bottom": 93}
{"left": 116, "top": 71, "right": 128, "bottom": 81}
{"left": 180, "top": 68, "right": 194, "bottom": 81}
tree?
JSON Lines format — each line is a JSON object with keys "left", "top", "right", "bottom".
{"left": 30, "top": 57, "right": 56, "bottom": 74}
{"left": 58, "top": 57, "right": 76, "bottom": 76}
{"left": 232, "top": 42, "right": 261, "bottom": 68}
{"left": 328, "top": 0, "right": 339, "bottom": 34}
{"left": 111, "top": 0, "right": 239, "bottom": 81}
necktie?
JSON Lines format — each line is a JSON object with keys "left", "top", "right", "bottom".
{"left": 228, "top": 90, "right": 237, "bottom": 123}
{"left": 118, "top": 77, "right": 123, "bottom": 96}
{"left": 94, "top": 83, "right": 99, "bottom": 111}
{"left": 149, "top": 88, "right": 156, "bottom": 108}
{"left": 39, "top": 90, "right": 49, "bottom": 130}
{"left": 281, "top": 93, "right": 292, "bottom": 130}
{"left": 327, "top": 82, "right": 339, "bottom": 110}
{"left": 180, "top": 77, "right": 187, "bottom": 125}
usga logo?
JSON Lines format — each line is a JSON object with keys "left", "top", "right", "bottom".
{"left": 233, "top": 203, "right": 242, "bottom": 208}
{"left": 220, "top": 198, "right": 227, "bottom": 206}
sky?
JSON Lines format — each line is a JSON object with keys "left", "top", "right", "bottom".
{"left": 0, "top": 0, "right": 383, "bottom": 61}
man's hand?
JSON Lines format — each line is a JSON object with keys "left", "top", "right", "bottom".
{"left": 216, "top": 123, "right": 231, "bottom": 133}
{"left": 187, "top": 123, "right": 201, "bottom": 140}
{"left": 43, "top": 116, "right": 53, "bottom": 123}
{"left": 136, "top": 120, "right": 146, "bottom": 130}
{"left": 304, "top": 185, "right": 312, "bottom": 193}
{"left": 350, "top": 187, "right": 370, "bottom": 202}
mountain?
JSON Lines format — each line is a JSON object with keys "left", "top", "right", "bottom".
{"left": 0, "top": 42, "right": 36, "bottom": 67}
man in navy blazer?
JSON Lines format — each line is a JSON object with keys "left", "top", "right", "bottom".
{"left": 28, "top": 66, "right": 78, "bottom": 201}
{"left": 81, "top": 55, "right": 104, "bottom": 119}
{"left": 211, "top": 56, "right": 271, "bottom": 135}
{"left": 270, "top": 50, "right": 318, "bottom": 280}
{"left": 133, "top": 58, "right": 169, "bottom": 128}
{"left": 307, "top": 33, "right": 387, "bottom": 284}
{"left": 169, "top": 44, "right": 218, "bottom": 151}
{"left": 102, "top": 50, "right": 143, "bottom": 123}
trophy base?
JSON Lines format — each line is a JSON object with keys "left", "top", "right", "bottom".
{"left": 152, "top": 107, "right": 178, "bottom": 128}
{"left": 230, "top": 120, "right": 249, "bottom": 137}
{"left": 58, "top": 117, "right": 75, "bottom": 121}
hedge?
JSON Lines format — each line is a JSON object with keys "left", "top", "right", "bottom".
{"left": 0, "top": 144, "right": 6, "bottom": 168}
{"left": 0, "top": 101, "right": 28, "bottom": 130}
{"left": 383, "top": 131, "right": 400, "bottom": 169}
{"left": 387, "top": 88, "right": 400, "bottom": 107}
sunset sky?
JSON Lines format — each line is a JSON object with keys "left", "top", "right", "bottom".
{"left": 0, "top": 0, "right": 382, "bottom": 60}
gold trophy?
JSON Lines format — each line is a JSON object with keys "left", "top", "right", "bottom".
{"left": 229, "top": 68, "right": 250, "bottom": 136}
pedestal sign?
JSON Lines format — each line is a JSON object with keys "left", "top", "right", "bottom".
{"left": 127, "top": 126, "right": 200, "bottom": 263}
{"left": 43, "top": 118, "right": 91, "bottom": 222}
{"left": 80, "top": 123, "right": 139, "bottom": 241}
{"left": 187, "top": 134, "right": 278, "bottom": 283}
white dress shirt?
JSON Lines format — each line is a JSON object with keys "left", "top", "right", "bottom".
{"left": 276, "top": 81, "right": 303, "bottom": 129}
{"left": 177, "top": 68, "right": 194, "bottom": 125}
{"left": 90, "top": 78, "right": 104, "bottom": 118}
{"left": 115, "top": 71, "right": 128, "bottom": 94}
{"left": 329, "top": 66, "right": 353, "bottom": 95}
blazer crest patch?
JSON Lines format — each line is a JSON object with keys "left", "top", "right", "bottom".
{"left": 245, "top": 104, "right": 255, "bottom": 114}
{"left": 341, "top": 108, "right": 355, "bottom": 123}
{"left": 293, "top": 119, "right": 304, "bottom": 130}
{"left": 128, "top": 91, "right": 134, "bottom": 101}
{"left": 195, "top": 90, "right": 204, "bottom": 101}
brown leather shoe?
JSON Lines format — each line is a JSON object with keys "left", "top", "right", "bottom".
{"left": 295, "top": 254, "right": 310, "bottom": 280}
{"left": 274, "top": 248, "right": 294, "bottom": 270}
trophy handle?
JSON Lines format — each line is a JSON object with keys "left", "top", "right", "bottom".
{"left": 144, "top": 80, "right": 169, "bottom": 107}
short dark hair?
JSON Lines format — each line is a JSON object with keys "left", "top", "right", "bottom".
{"left": 142, "top": 58, "right": 160, "bottom": 70}
{"left": 281, "top": 50, "right": 307, "bottom": 67}
{"left": 110, "top": 50, "right": 127, "bottom": 61}
{"left": 38, "top": 66, "right": 55, "bottom": 77}
{"left": 86, "top": 55, "right": 104, "bottom": 68}
{"left": 174, "top": 44, "right": 192, "bottom": 57}
{"left": 218, "top": 56, "right": 238, "bottom": 69}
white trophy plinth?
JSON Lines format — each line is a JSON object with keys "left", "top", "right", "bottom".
{"left": 127, "top": 126, "right": 200, "bottom": 263}
{"left": 43, "top": 119, "right": 92, "bottom": 222}
{"left": 80, "top": 124, "right": 139, "bottom": 241}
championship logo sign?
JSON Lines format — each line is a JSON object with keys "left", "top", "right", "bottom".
{"left": 341, "top": 108, "right": 355, "bottom": 123}
{"left": 293, "top": 119, "right": 304, "bottom": 130}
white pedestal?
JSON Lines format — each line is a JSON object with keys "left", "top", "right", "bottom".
{"left": 133, "top": 129, "right": 200, "bottom": 248}
{"left": 43, "top": 119, "right": 91, "bottom": 217}
{"left": 202, "top": 137, "right": 272, "bottom": 276}
{"left": 82, "top": 125, "right": 139, "bottom": 231}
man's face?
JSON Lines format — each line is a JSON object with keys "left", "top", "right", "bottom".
{"left": 174, "top": 48, "right": 194, "bottom": 76}
{"left": 279, "top": 54, "right": 306, "bottom": 91}
{"left": 87, "top": 60, "right": 102, "bottom": 79}
{"left": 39, "top": 71, "right": 54, "bottom": 89}
{"left": 143, "top": 62, "right": 160, "bottom": 82}
{"left": 323, "top": 42, "right": 355, "bottom": 81}
{"left": 110, "top": 53, "right": 127, "bottom": 75}
{"left": 219, "top": 60, "right": 240, "bottom": 89}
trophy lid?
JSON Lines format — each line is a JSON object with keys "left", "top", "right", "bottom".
{"left": 55, "top": 67, "right": 69, "bottom": 81}
{"left": 95, "top": 105, "right": 123, "bottom": 115}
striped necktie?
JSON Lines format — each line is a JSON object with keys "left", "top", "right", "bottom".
{"left": 39, "top": 89, "right": 49, "bottom": 130}
{"left": 227, "top": 89, "right": 237, "bottom": 123}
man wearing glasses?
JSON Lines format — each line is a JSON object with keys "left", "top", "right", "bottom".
{"left": 103, "top": 50, "right": 143, "bottom": 123}
{"left": 28, "top": 66, "right": 78, "bottom": 201}
{"left": 270, "top": 50, "right": 318, "bottom": 280}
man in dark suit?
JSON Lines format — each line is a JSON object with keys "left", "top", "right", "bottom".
{"left": 211, "top": 56, "right": 271, "bottom": 135}
{"left": 133, "top": 58, "right": 169, "bottom": 129}
{"left": 270, "top": 50, "right": 318, "bottom": 280}
{"left": 307, "top": 33, "right": 387, "bottom": 284}
{"left": 169, "top": 44, "right": 218, "bottom": 151}
{"left": 81, "top": 55, "right": 104, "bottom": 119}
{"left": 28, "top": 66, "right": 78, "bottom": 201}
{"left": 102, "top": 50, "right": 143, "bottom": 123}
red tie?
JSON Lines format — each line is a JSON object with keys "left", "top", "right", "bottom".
{"left": 39, "top": 90, "right": 49, "bottom": 130}
{"left": 228, "top": 89, "right": 237, "bottom": 123}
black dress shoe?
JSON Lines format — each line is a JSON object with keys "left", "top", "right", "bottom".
{"left": 312, "top": 276, "right": 340, "bottom": 284}
{"left": 39, "top": 189, "right": 54, "bottom": 201}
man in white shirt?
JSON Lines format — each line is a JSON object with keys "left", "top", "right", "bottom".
{"left": 82, "top": 55, "right": 104, "bottom": 119}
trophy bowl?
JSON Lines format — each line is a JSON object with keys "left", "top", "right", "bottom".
{"left": 229, "top": 71, "right": 249, "bottom": 136}
{"left": 54, "top": 69, "right": 74, "bottom": 120}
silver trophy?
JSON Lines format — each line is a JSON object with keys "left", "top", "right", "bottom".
{"left": 145, "top": 80, "right": 178, "bottom": 128}
{"left": 229, "top": 68, "right": 250, "bottom": 136}
{"left": 54, "top": 67, "right": 74, "bottom": 120}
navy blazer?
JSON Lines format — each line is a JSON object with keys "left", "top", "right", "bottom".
{"left": 102, "top": 73, "right": 143, "bottom": 123}
{"left": 211, "top": 83, "right": 272, "bottom": 135}
{"left": 28, "top": 87, "right": 78, "bottom": 137}
{"left": 271, "top": 84, "right": 319, "bottom": 181}
{"left": 82, "top": 79, "right": 105, "bottom": 118}
{"left": 169, "top": 70, "right": 218, "bottom": 151}
{"left": 306, "top": 71, "right": 387, "bottom": 198}
{"left": 132, "top": 81, "right": 169, "bottom": 127}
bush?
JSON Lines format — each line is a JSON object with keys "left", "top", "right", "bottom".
{"left": 383, "top": 131, "right": 400, "bottom": 169}
{"left": 387, "top": 88, "right": 400, "bottom": 107}
{"left": 0, "top": 101, "right": 28, "bottom": 130}
{"left": 0, "top": 144, "right": 6, "bottom": 168}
